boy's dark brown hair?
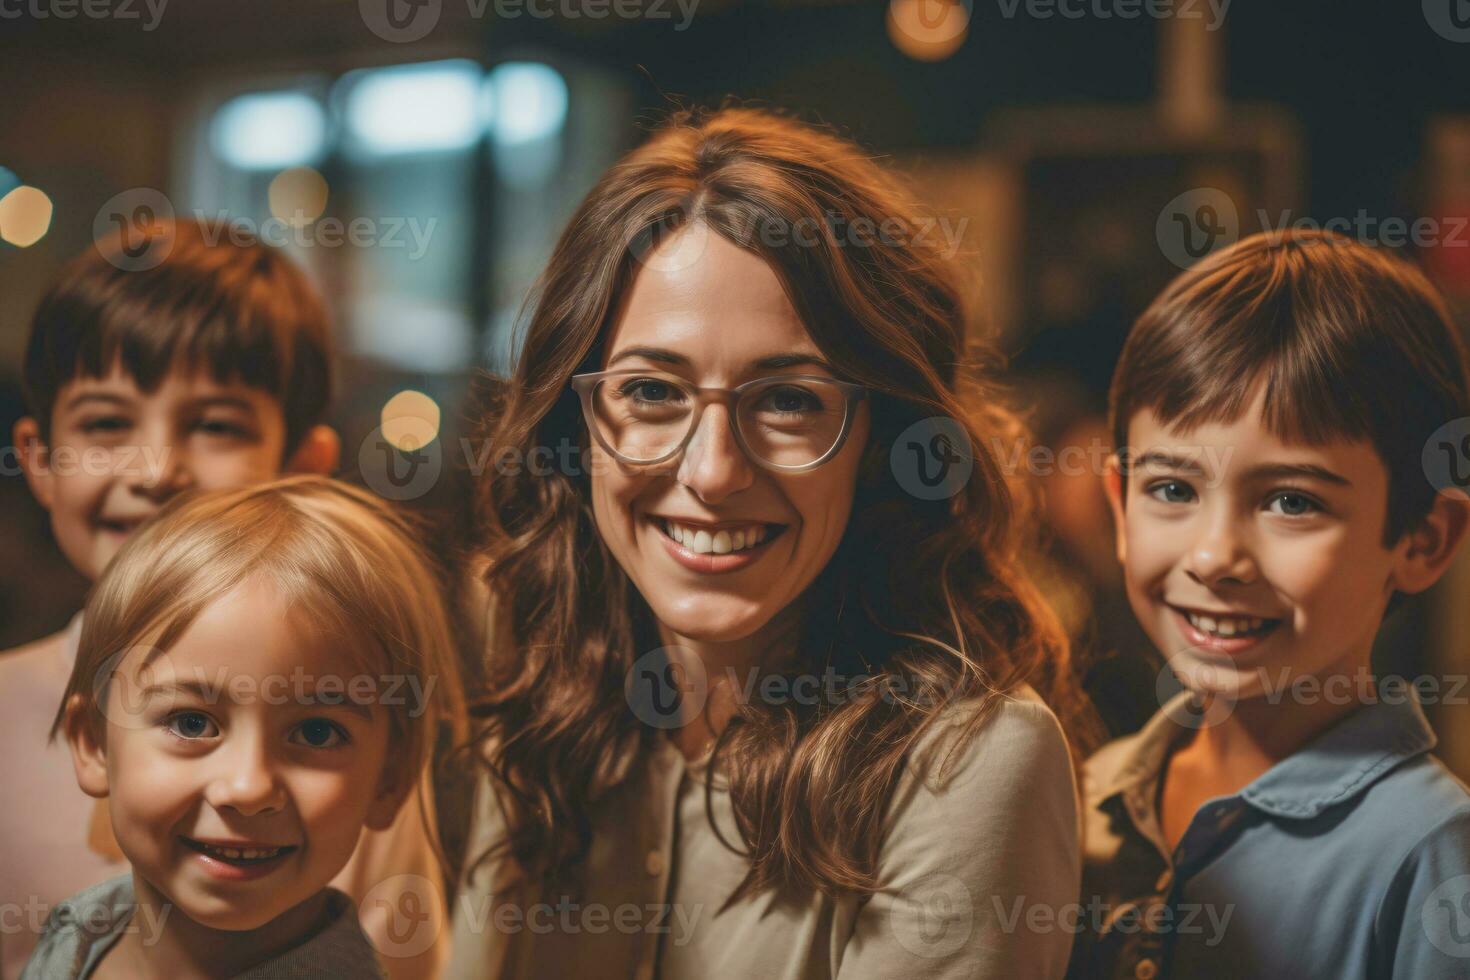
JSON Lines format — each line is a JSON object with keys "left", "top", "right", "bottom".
{"left": 1110, "top": 228, "right": 1470, "bottom": 544}
{"left": 22, "top": 219, "right": 333, "bottom": 459}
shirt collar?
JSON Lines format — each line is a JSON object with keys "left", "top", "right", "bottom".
{"left": 1239, "top": 690, "right": 1437, "bottom": 819}
{"left": 1090, "top": 691, "right": 1199, "bottom": 804}
{"left": 1093, "top": 689, "right": 1438, "bottom": 821}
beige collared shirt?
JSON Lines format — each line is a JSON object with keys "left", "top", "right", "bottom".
{"left": 447, "top": 686, "right": 1080, "bottom": 980}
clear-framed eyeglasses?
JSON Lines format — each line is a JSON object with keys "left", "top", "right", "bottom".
{"left": 569, "top": 369, "right": 869, "bottom": 473}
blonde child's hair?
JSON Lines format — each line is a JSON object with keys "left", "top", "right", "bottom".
{"left": 52, "top": 475, "right": 468, "bottom": 800}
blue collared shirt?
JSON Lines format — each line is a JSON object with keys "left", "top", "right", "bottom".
{"left": 1071, "top": 690, "right": 1470, "bottom": 979}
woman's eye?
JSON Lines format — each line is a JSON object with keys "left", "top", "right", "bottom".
{"left": 620, "top": 379, "right": 685, "bottom": 405}
{"left": 1147, "top": 480, "right": 1196, "bottom": 504}
{"left": 1267, "top": 492, "right": 1319, "bottom": 517}
{"left": 166, "top": 711, "right": 219, "bottom": 740}
{"left": 291, "top": 718, "right": 348, "bottom": 749}
{"left": 757, "top": 386, "right": 821, "bottom": 415}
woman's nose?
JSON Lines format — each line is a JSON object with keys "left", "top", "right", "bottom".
{"left": 676, "top": 403, "right": 755, "bottom": 505}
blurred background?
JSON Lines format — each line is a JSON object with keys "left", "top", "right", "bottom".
{"left": 3, "top": 0, "right": 1470, "bottom": 780}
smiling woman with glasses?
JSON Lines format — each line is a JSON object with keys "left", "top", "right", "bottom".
{"left": 449, "top": 106, "right": 1093, "bottom": 980}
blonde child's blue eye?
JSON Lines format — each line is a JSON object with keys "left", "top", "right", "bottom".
{"left": 293, "top": 718, "right": 348, "bottom": 749}
{"left": 167, "top": 711, "right": 218, "bottom": 740}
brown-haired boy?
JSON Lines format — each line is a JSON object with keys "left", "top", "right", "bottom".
{"left": 0, "top": 221, "right": 446, "bottom": 980}
{"left": 1072, "top": 229, "right": 1470, "bottom": 978}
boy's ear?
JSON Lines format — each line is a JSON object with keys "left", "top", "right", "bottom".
{"left": 1391, "top": 492, "right": 1470, "bottom": 595}
{"left": 285, "top": 424, "right": 341, "bottom": 476}
{"left": 13, "top": 417, "right": 55, "bottom": 512}
{"left": 1103, "top": 455, "right": 1128, "bottom": 566}
{"left": 63, "top": 694, "right": 111, "bottom": 801}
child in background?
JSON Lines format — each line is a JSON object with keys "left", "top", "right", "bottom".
{"left": 1, "top": 222, "right": 449, "bottom": 979}
{"left": 22, "top": 476, "right": 467, "bottom": 979}
{"left": 1073, "top": 229, "right": 1470, "bottom": 978}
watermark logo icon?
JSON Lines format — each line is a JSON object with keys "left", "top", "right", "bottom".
{"left": 361, "top": 874, "right": 443, "bottom": 959}
{"left": 1156, "top": 188, "right": 1239, "bottom": 269}
{"left": 890, "top": 872, "right": 973, "bottom": 958}
{"left": 624, "top": 646, "right": 707, "bottom": 730}
{"left": 891, "top": 417, "right": 974, "bottom": 500}
{"left": 1425, "top": 0, "right": 1470, "bottom": 42}
{"left": 360, "top": 0, "right": 441, "bottom": 42}
{"left": 1423, "top": 417, "right": 1470, "bottom": 498}
{"left": 359, "top": 424, "right": 443, "bottom": 502}
{"left": 1422, "top": 874, "right": 1470, "bottom": 957}
{"left": 94, "top": 188, "right": 176, "bottom": 271}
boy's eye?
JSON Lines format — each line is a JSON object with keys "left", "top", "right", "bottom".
{"left": 1146, "top": 480, "right": 1197, "bottom": 504}
{"left": 291, "top": 718, "right": 349, "bottom": 749}
{"left": 81, "top": 416, "right": 131, "bottom": 435}
{"left": 195, "top": 417, "right": 253, "bottom": 438}
{"left": 166, "top": 711, "right": 219, "bottom": 740}
{"left": 1266, "top": 491, "right": 1320, "bottom": 517}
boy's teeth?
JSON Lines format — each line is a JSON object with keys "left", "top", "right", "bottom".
{"left": 664, "top": 520, "right": 772, "bottom": 555}
{"left": 1185, "top": 611, "right": 1270, "bottom": 637}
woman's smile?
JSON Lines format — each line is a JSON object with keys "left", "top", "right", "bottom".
{"left": 647, "top": 513, "right": 790, "bottom": 574}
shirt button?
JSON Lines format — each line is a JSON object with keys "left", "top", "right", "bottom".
{"left": 646, "top": 850, "right": 666, "bottom": 876}
{"left": 1134, "top": 959, "right": 1159, "bottom": 980}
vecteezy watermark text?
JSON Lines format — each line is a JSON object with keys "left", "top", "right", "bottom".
{"left": 0, "top": 0, "right": 166, "bottom": 30}
{"left": 359, "top": 0, "right": 698, "bottom": 43}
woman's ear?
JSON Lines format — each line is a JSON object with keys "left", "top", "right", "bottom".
{"left": 13, "top": 416, "right": 54, "bottom": 512}
{"left": 1104, "top": 455, "right": 1128, "bottom": 566}
{"left": 1391, "top": 492, "right": 1470, "bottom": 595}
{"left": 64, "top": 694, "right": 111, "bottom": 800}
{"left": 285, "top": 424, "right": 341, "bottom": 476}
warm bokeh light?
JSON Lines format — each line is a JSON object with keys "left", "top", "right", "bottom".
{"left": 381, "top": 390, "right": 442, "bottom": 452}
{"left": 887, "top": 0, "right": 970, "bottom": 62}
{"left": 0, "top": 185, "right": 54, "bottom": 247}
{"left": 268, "top": 166, "right": 329, "bottom": 226}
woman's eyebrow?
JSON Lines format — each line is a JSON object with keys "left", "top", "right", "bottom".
{"left": 606, "top": 346, "right": 834, "bottom": 372}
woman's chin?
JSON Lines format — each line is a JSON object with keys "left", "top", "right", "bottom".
{"left": 649, "top": 600, "right": 774, "bottom": 646}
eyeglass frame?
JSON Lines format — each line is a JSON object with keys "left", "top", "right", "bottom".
{"left": 568, "top": 369, "right": 870, "bottom": 473}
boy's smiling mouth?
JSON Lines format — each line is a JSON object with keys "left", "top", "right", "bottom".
{"left": 1167, "top": 603, "right": 1284, "bottom": 654}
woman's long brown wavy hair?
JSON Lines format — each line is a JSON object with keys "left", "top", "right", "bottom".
{"left": 464, "top": 105, "right": 1092, "bottom": 902}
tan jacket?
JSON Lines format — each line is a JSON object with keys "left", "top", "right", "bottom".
{"left": 447, "top": 686, "right": 1080, "bottom": 980}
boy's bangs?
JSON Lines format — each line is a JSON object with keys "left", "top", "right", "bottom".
{"left": 68, "top": 278, "right": 291, "bottom": 401}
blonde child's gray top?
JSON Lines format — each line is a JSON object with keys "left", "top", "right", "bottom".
{"left": 19, "top": 874, "right": 385, "bottom": 979}
{"left": 446, "top": 685, "right": 1080, "bottom": 980}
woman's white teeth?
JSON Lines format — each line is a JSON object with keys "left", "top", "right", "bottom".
{"left": 1186, "top": 611, "right": 1268, "bottom": 637}
{"left": 664, "top": 520, "right": 769, "bottom": 554}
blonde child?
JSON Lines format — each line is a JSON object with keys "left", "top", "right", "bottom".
{"left": 22, "top": 476, "right": 466, "bottom": 979}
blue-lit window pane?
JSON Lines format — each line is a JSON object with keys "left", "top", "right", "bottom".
{"left": 485, "top": 62, "right": 568, "bottom": 188}
{"left": 486, "top": 62, "right": 568, "bottom": 147}
{"left": 340, "top": 60, "right": 483, "bottom": 158}
{"left": 211, "top": 92, "right": 326, "bottom": 171}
